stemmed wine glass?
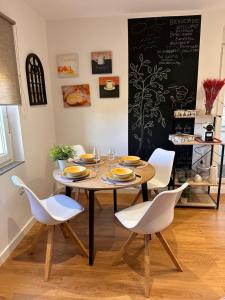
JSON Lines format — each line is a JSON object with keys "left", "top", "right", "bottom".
{"left": 108, "top": 147, "right": 116, "bottom": 171}
{"left": 92, "top": 147, "right": 100, "bottom": 172}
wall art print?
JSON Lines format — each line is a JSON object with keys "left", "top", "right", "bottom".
{"left": 25, "top": 53, "right": 47, "bottom": 106}
{"left": 128, "top": 15, "right": 201, "bottom": 160}
{"left": 57, "top": 53, "right": 79, "bottom": 78}
{"left": 99, "top": 76, "right": 119, "bottom": 98}
{"left": 62, "top": 84, "right": 91, "bottom": 107}
{"left": 91, "top": 51, "right": 112, "bottom": 74}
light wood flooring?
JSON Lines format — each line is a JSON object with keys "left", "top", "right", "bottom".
{"left": 0, "top": 192, "right": 225, "bottom": 300}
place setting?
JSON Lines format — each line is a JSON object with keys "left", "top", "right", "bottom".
{"left": 57, "top": 165, "right": 97, "bottom": 183}
{"left": 101, "top": 166, "right": 142, "bottom": 186}
{"left": 118, "top": 155, "right": 148, "bottom": 169}
{"left": 73, "top": 152, "right": 105, "bottom": 167}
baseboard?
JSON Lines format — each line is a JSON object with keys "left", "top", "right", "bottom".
{"left": 0, "top": 216, "right": 35, "bottom": 265}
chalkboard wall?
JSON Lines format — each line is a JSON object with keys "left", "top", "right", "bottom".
{"left": 128, "top": 15, "right": 201, "bottom": 160}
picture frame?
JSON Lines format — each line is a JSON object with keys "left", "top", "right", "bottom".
{"left": 57, "top": 53, "right": 79, "bottom": 78}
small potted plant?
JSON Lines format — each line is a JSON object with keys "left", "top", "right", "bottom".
{"left": 49, "top": 145, "right": 75, "bottom": 171}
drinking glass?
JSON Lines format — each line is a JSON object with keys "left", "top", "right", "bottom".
{"left": 93, "top": 147, "right": 100, "bottom": 172}
{"left": 107, "top": 147, "right": 116, "bottom": 172}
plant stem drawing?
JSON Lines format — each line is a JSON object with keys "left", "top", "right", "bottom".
{"left": 129, "top": 53, "right": 171, "bottom": 154}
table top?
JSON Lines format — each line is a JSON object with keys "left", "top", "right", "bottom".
{"left": 53, "top": 157, "right": 155, "bottom": 190}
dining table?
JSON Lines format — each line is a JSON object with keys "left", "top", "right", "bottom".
{"left": 53, "top": 157, "right": 155, "bottom": 265}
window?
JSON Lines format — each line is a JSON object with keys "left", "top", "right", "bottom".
{"left": 0, "top": 106, "right": 12, "bottom": 165}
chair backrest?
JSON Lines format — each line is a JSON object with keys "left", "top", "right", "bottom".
{"left": 11, "top": 176, "right": 56, "bottom": 225}
{"left": 148, "top": 148, "right": 175, "bottom": 187}
{"left": 132, "top": 183, "right": 188, "bottom": 234}
{"left": 71, "top": 144, "right": 86, "bottom": 159}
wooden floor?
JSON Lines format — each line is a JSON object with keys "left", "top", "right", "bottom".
{"left": 1, "top": 192, "right": 225, "bottom": 300}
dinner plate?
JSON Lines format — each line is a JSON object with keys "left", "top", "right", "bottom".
{"left": 62, "top": 169, "right": 90, "bottom": 179}
{"left": 111, "top": 167, "right": 133, "bottom": 179}
{"left": 74, "top": 158, "right": 101, "bottom": 165}
{"left": 106, "top": 171, "right": 135, "bottom": 182}
{"left": 119, "top": 160, "right": 144, "bottom": 167}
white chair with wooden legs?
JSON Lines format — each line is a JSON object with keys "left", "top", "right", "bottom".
{"left": 112, "top": 183, "right": 188, "bottom": 298}
{"left": 130, "top": 148, "right": 175, "bottom": 206}
{"left": 71, "top": 144, "right": 103, "bottom": 210}
{"left": 11, "top": 175, "right": 88, "bottom": 281}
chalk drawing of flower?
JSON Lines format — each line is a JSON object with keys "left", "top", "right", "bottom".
{"left": 129, "top": 53, "right": 171, "bottom": 154}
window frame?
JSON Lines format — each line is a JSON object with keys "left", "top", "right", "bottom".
{"left": 0, "top": 106, "right": 13, "bottom": 165}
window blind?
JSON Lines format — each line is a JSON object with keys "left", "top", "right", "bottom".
{"left": 0, "top": 12, "right": 21, "bottom": 105}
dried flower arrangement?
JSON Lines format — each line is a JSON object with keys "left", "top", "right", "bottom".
{"left": 203, "top": 79, "right": 225, "bottom": 114}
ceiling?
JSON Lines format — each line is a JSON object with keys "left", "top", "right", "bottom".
{"left": 26, "top": 0, "right": 225, "bottom": 20}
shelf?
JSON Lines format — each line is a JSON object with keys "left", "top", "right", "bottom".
{"left": 176, "top": 193, "right": 216, "bottom": 208}
{"left": 174, "top": 116, "right": 195, "bottom": 119}
{"left": 171, "top": 140, "right": 224, "bottom": 146}
{"left": 175, "top": 179, "right": 217, "bottom": 187}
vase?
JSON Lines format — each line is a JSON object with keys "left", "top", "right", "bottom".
{"left": 57, "top": 159, "right": 67, "bottom": 171}
{"left": 205, "top": 104, "right": 213, "bottom": 115}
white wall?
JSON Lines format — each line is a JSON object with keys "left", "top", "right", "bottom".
{"left": 48, "top": 17, "right": 128, "bottom": 155}
{"left": 0, "top": 0, "right": 56, "bottom": 262}
{"left": 47, "top": 10, "right": 225, "bottom": 155}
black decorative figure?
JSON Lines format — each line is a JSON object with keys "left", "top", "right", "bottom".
{"left": 26, "top": 53, "right": 47, "bottom": 106}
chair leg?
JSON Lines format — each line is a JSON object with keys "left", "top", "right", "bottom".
{"left": 144, "top": 234, "right": 151, "bottom": 298}
{"left": 59, "top": 223, "right": 69, "bottom": 239}
{"left": 112, "top": 232, "right": 137, "bottom": 265}
{"left": 130, "top": 190, "right": 141, "bottom": 206}
{"left": 44, "top": 226, "right": 54, "bottom": 281}
{"left": 64, "top": 222, "right": 88, "bottom": 257}
{"left": 85, "top": 189, "right": 103, "bottom": 210}
{"left": 156, "top": 232, "right": 183, "bottom": 272}
{"left": 28, "top": 224, "right": 46, "bottom": 255}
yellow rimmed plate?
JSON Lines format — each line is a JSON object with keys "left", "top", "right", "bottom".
{"left": 106, "top": 171, "right": 135, "bottom": 182}
{"left": 62, "top": 168, "right": 90, "bottom": 179}
{"left": 111, "top": 167, "right": 133, "bottom": 179}
{"left": 79, "top": 153, "right": 95, "bottom": 162}
{"left": 121, "top": 156, "right": 140, "bottom": 165}
{"left": 63, "top": 165, "right": 87, "bottom": 177}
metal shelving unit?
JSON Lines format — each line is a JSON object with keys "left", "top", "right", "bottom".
{"left": 171, "top": 139, "right": 224, "bottom": 209}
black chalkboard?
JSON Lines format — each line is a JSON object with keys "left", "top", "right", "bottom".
{"left": 128, "top": 15, "right": 201, "bottom": 160}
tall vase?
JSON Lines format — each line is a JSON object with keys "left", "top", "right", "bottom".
{"left": 205, "top": 104, "right": 213, "bottom": 115}
{"left": 57, "top": 159, "right": 67, "bottom": 171}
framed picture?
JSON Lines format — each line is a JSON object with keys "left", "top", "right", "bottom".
{"left": 91, "top": 51, "right": 112, "bottom": 74}
{"left": 62, "top": 84, "right": 91, "bottom": 107}
{"left": 57, "top": 53, "right": 79, "bottom": 78}
{"left": 99, "top": 76, "right": 119, "bottom": 98}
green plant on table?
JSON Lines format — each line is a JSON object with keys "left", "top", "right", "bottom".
{"left": 49, "top": 145, "right": 75, "bottom": 161}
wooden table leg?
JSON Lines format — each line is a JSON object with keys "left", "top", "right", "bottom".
{"left": 66, "top": 186, "right": 72, "bottom": 197}
{"left": 89, "top": 190, "right": 95, "bottom": 265}
{"left": 113, "top": 189, "right": 117, "bottom": 213}
{"left": 142, "top": 182, "right": 148, "bottom": 202}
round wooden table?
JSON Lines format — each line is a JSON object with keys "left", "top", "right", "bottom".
{"left": 53, "top": 157, "right": 155, "bottom": 265}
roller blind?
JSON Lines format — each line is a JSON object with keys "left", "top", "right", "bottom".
{"left": 0, "top": 12, "right": 21, "bottom": 105}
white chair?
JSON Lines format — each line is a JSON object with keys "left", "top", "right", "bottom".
{"left": 112, "top": 183, "right": 188, "bottom": 298}
{"left": 130, "top": 148, "right": 175, "bottom": 205}
{"left": 11, "top": 175, "right": 88, "bottom": 281}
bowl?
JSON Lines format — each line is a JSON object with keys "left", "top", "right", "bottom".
{"left": 111, "top": 167, "right": 133, "bottom": 179}
{"left": 79, "top": 153, "right": 95, "bottom": 162}
{"left": 63, "top": 165, "right": 86, "bottom": 177}
{"left": 121, "top": 155, "right": 140, "bottom": 164}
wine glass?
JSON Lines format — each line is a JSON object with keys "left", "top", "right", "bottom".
{"left": 108, "top": 147, "right": 116, "bottom": 161}
{"left": 108, "top": 147, "right": 116, "bottom": 171}
{"left": 93, "top": 147, "right": 100, "bottom": 172}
